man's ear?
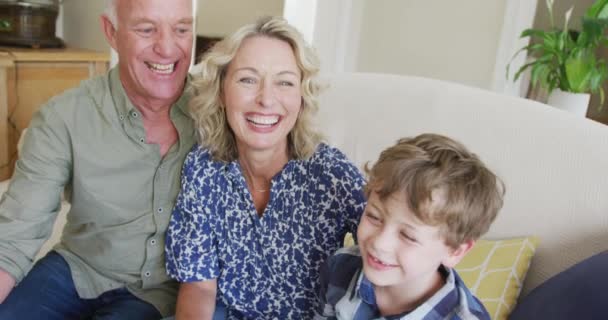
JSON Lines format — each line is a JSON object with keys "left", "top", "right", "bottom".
{"left": 442, "top": 239, "right": 475, "bottom": 268}
{"left": 100, "top": 15, "right": 118, "bottom": 51}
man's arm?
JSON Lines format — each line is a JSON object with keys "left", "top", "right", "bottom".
{"left": 0, "top": 268, "right": 16, "bottom": 303}
{"left": 0, "top": 103, "right": 71, "bottom": 286}
{"left": 175, "top": 279, "right": 217, "bottom": 320}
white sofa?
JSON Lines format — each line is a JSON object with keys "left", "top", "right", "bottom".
{"left": 316, "top": 73, "right": 608, "bottom": 298}
{"left": 2, "top": 72, "right": 608, "bottom": 305}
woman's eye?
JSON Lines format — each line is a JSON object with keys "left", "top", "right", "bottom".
{"left": 278, "top": 80, "right": 294, "bottom": 87}
{"left": 239, "top": 78, "right": 256, "bottom": 84}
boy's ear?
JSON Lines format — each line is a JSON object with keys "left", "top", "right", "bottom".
{"left": 442, "top": 239, "right": 475, "bottom": 268}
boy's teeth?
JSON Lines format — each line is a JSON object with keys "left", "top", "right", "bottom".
{"left": 373, "top": 255, "right": 393, "bottom": 266}
{"left": 247, "top": 115, "right": 279, "bottom": 125}
{"left": 147, "top": 62, "right": 175, "bottom": 74}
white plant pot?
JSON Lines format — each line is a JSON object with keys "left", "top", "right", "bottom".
{"left": 546, "top": 89, "right": 590, "bottom": 117}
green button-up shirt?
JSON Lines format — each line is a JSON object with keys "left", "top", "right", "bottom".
{"left": 0, "top": 68, "right": 195, "bottom": 316}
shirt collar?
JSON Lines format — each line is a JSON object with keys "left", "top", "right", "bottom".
{"left": 109, "top": 67, "right": 192, "bottom": 120}
{"left": 355, "top": 265, "right": 455, "bottom": 319}
{"left": 358, "top": 272, "right": 377, "bottom": 307}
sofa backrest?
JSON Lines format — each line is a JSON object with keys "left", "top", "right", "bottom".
{"left": 316, "top": 72, "right": 608, "bottom": 295}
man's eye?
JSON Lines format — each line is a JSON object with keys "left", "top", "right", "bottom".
{"left": 176, "top": 27, "right": 191, "bottom": 35}
{"left": 137, "top": 28, "right": 154, "bottom": 35}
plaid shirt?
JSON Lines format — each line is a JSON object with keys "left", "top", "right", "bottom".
{"left": 315, "top": 246, "right": 490, "bottom": 320}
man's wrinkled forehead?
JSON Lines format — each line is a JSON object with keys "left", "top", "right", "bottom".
{"left": 116, "top": 0, "right": 193, "bottom": 23}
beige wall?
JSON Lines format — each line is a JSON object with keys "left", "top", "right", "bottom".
{"left": 532, "top": 0, "right": 593, "bottom": 30}
{"left": 60, "top": 0, "right": 283, "bottom": 51}
{"left": 356, "top": 1, "right": 506, "bottom": 90}
{"left": 61, "top": 1, "right": 109, "bottom": 52}
{"left": 196, "top": 0, "right": 283, "bottom": 36}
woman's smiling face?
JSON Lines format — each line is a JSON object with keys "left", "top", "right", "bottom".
{"left": 222, "top": 35, "right": 302, "bottom": 156}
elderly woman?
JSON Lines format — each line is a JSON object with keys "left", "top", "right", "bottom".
{"left": 165, "top": 17, "right": 366, "bottom": 319}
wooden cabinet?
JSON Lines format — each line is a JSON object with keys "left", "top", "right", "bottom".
{"left": 0, "top": 47, "right": 109, "bottom": 180}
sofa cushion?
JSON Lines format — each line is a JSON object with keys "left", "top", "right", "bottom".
{"left": 455, "top": 237, "right": 538, "bottom": 320}
{"left": 509, "top": 250, "right": 608, "bottom": 320}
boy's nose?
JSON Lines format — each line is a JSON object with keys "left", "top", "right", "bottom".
{"left": 371, "top": 228, "right": 395, "bottom": 252}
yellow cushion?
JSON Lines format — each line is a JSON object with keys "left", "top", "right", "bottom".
{"left": 455, "top": 237, "right": 539, "bottom": 320}
{"left": 343, "top": 233, "right": 355, "bottom": 247}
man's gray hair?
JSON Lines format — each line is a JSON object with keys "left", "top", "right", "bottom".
{"left": 104, "top": 0, "right": 118, "bottom": 27}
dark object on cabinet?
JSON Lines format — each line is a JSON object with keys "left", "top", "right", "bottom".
{"left": 0, "top": 0, "right": 64, "bottom": 48}
{"left": 194, "top": 35, "right": 222, "bottom": 62}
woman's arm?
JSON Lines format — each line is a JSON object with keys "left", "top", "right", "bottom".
{"left": 176, "top": 279, "right": 217, "bottom": 320}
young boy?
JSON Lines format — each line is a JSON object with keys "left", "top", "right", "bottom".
{"left": 315, "top": 134, "right": 504, "bottom": 320}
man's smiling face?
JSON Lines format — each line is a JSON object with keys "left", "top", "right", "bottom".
{"left": 109, "top": 0, "right": 193, "bottom": 108}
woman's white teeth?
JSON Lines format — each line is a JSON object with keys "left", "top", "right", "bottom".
{"left": 146, "top": 62, "right": 175, "bottom": 74}
{"left": 247, "top": 115, "right": 279, "bottom": 126}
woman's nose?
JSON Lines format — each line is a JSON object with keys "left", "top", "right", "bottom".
{"left": 256, "top": 80, "right": 277, "bottom": 108}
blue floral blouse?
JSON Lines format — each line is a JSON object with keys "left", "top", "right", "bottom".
{"left": 165, "top": 143, "right": 366, "bottom": 319}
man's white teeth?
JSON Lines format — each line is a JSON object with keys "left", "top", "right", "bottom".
{"left": 247, "top": 115, "right": 279, "bottom": 126}
{"left": 146, "top": 62, "right": 175, "bottom": 74}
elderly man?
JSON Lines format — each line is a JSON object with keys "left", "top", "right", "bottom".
{"left": 0, "top": 0, "right": 195, "bottom": 318}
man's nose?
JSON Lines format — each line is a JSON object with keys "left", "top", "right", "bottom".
{"left": 154, "top": 29, "right": 178, "bottom": 57}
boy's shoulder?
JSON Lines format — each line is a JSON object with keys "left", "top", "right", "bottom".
{"left": 325, "top": 246, "right": 363, "bottom": 284}
{"left": 435, "top": 268, "right": 491, "bottom": 320}
{"left": 322, "top": 246, "right": 363, "bottom": 291}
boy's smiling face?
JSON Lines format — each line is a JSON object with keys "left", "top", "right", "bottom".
{"left": 357, "top": 190, "right": 471, "bottom": 295}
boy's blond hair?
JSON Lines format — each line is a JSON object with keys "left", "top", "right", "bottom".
{"left": 365, "top": 133, "right": 505, "bottom": 248}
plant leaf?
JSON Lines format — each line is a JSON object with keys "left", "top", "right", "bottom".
{"left": 565, "top": 50, "right": 594, "bottom": 92}
{"left": 586, "top": 0, "right": 608, "bottom": 18}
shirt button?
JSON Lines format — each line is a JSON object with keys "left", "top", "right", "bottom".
{"left": 140, "top": 138, "right": 145, "bottom": 143}
{"left": 119, "top": 115, "right": 124, "bottom": 120}
{"left": 132, "top": 112, "right": 138, "bottom": 118}
{"left": 144, "top": 271, "right": 151, "bottom": 277}
{"left": 157, "top": 207, "right": 163, "bottom": 213}
{"left": 150, "top": 239, "right": 157, "bottom": 246}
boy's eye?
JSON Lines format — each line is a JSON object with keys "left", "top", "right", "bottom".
{"left": 365, "top": 211, "right": 382, "bottom": 224}
{"left": 400, "top": 232, "right": 417, "bottom": 243}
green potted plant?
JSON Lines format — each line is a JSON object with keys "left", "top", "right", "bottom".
{"left": 509, "top": 0, "right": 608, "bottom": 115}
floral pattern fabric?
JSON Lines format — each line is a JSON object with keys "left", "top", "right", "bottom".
{"left": 165, "top": 143, "right": 366, "bottom": 319}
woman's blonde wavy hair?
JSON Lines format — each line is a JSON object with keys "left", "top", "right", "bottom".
{"left": 189, "top": 16, "right": 323, "bottom": 162}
